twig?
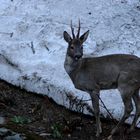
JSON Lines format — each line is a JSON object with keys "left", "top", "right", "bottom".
{"left": 44, "top": 44, "right": 49, "bottom": 51}
{"left": 10, "top": 32, "right": 14, "bottom": 37}
{"left": 0, "top": 32, "right": 13, "bottom": 37}
{"left": 31, "top": 41, "right": 35, "bottom": 54}
{"left": 66, "top": 94, "right": 88, "bottom": 113}
{"left": 0, "top": 54, "right": 20, "bottom": 71}
{"left": 66, "top": 93, "right": 117, "bottom": 124}
{"left": 96, "top": 94, "right": 117, "bottom": 124}
{"left": 27, "top": 42, "right": 35, "bottom": 54}
{"left": 75, "top": 96, "right": 117, "bottom": 124}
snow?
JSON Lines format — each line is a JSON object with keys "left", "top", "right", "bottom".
{"left": 0, "top": 0, "right": 140, "bottom": 126}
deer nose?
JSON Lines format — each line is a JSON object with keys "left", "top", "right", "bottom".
{"left": 74, "top": 54, "right": 82, "bottom": 60}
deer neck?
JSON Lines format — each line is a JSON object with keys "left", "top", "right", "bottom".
{"left": 64, "top": 54, "right": 81, "bottom": 76}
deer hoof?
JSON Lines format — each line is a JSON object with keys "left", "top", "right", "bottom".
{"left": 96, "top": 132, "right": 100, "bottom": 137}
{"left": 107, "top": 135, "right": 113, "bottom": 140}
{"left": 96, "top": 133, "right": 100, "bottom": 137}
{"left": 111, "top": 127, "right": 119, "bottom": 135}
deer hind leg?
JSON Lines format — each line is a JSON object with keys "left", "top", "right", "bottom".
{"left": 111, "top": 87, "right": 133, "bottom": 135}
{"left": 129, "top": 89, "right": 140, "bottom": 132}
{"left": 90, "top": 91, "right": 102, "bottom": 137}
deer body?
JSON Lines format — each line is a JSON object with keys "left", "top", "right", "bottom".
{"left": 63, "top": 21, "right": 140, "bottom": 137}
{"left": 65, "top": 54, "right": 140, "bottom": 91}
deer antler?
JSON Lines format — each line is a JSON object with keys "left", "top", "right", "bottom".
{"left": 71, "top": 20, "right": 75, "bottom": 39}
{"left": 76, "top": 19, "right": 80, "bottom": 38}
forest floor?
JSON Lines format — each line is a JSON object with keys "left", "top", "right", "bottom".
{"left": 0, "top": 80, "right": 140, "bottom": 140}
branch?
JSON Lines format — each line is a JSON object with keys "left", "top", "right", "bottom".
{"left": 0, "top": 54, "right": 21, "bottom": 72}
{"left": 96, "top": 94, "right": 117, "bottom": 124}
{"left": 0, "top": 32, "right": 13, "bottom": 37}
{"left": 30, "top": 41, "right": 35, "bottom": 54}
{"left": 27, "top": 41, "right": 35, "bottom": 54}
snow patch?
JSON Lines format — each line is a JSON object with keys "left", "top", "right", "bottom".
{"left": 0, "top": 0, "right": 140, "bottom": 127}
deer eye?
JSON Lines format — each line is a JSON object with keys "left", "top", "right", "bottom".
{"left": 70, "top": 46, "right": 74, "bottom": 49}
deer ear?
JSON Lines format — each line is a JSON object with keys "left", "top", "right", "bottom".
{"left": 80, "top": 30, "right": 89, "bottom": 43}
{"left": 63, "top": 31, "right": 72, "bottom": 43}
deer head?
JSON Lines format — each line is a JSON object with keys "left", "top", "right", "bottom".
{"left": 63, "top": 20, "right": 89, "bottom": 61}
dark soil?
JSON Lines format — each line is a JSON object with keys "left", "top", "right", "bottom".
{"left": 0, "top": 80, "right": 140, "bottom": 140}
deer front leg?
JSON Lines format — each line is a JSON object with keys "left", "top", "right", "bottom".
{"left": 90, "top": 91, "right": 102, "bottom": 137}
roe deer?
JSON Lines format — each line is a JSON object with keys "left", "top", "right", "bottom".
{"left": 63, "top": 21, "right": 140, "bottom": 137}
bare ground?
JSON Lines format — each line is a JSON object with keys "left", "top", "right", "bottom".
{"left": 0, "top": 80, "right": 140, "bottom": 140}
